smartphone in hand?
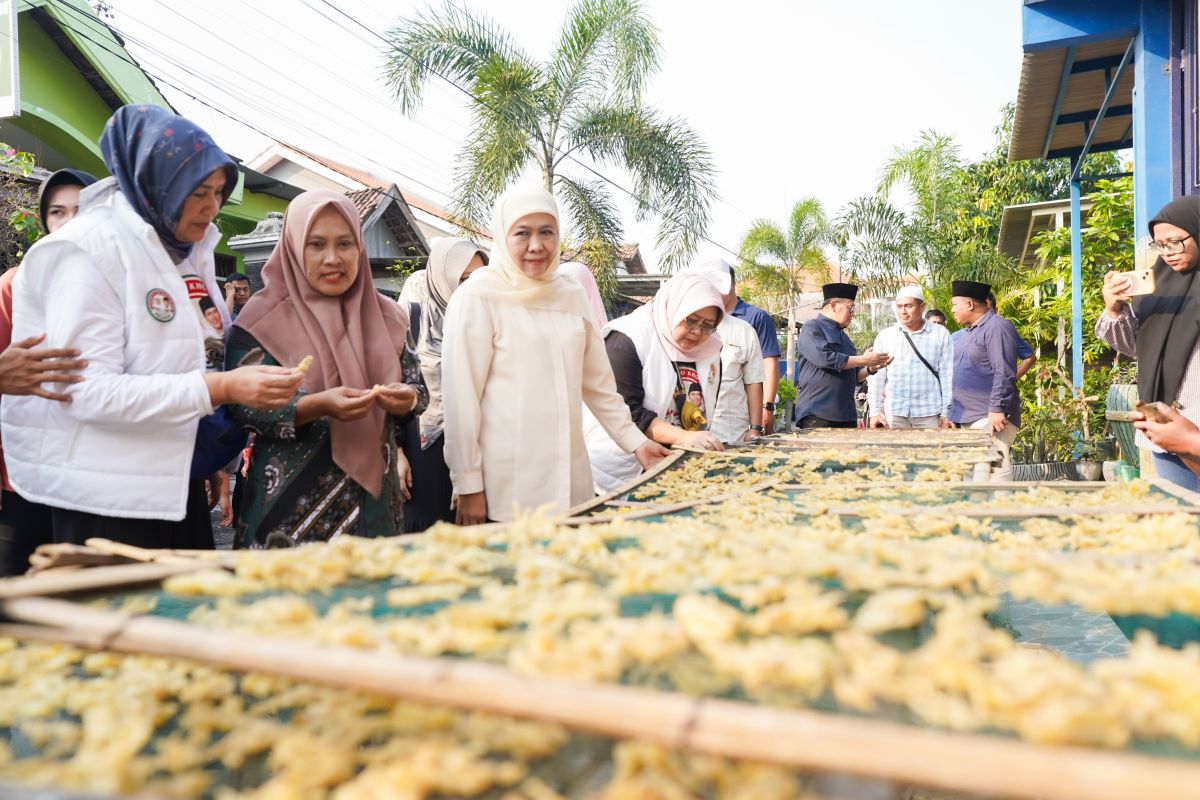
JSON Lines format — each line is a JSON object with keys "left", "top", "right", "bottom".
{"left": 1116, "top": 267, "right": 1156, "bottom": 296}
{"left": 1138, "top": 401, "right": 1173, "bottom": 423}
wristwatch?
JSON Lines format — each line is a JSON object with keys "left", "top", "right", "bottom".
{"left": 749, "top": 424, "right": 766, "bottom": 433}
{"left": 763, "top": 402, "right": 776, "bottom": 413}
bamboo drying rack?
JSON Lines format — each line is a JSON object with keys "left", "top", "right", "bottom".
{"left": 2, "top": 439, "right": 1199, "bottom": 798}
{"left": 0, "top": 586, "right": 1198, "bottom": 800}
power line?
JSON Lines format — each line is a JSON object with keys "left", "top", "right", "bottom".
{"left": 63, "top": 0, "right": 750, "bottom": 267}
{"left": 49, "top": 0, "right": 458, "bottom": 204}
{"left": 140, "top": 0, "right": 462, "bottom": 183}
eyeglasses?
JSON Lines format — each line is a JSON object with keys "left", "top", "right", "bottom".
{"left": 681, "top": 317, "right": 718, "bottom": 336}
{"left": 1149, "top": 235, "right": 1193, "bottom": 255}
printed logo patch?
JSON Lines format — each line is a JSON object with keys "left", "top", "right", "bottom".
{"left": 146, "top": 289, "right": 176, "bottom": 323}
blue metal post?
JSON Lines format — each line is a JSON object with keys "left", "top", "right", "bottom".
{"left": 1070, "top": 158, "right": 1084, "bottom": 391}
{"left": 1133, "top": 0, "right": 1173, "bottom": 236}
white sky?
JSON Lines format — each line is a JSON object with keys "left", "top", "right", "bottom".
{"left": 101, "top": 0, "right": 1024, "bottom": 271}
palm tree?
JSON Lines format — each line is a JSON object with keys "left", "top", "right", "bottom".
{"left": 738, "top": 198, "right": 833, "bottom": 378}
{"left": 382, "top": 0, "right": 717, "bottom": 288}
{"left": 836, "top": 129, "right": 1023, "bottom": 308}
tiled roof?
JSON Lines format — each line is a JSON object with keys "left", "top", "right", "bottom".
{"left": 345, "top": 187, "right": 388, "bottom": 222}
{"left": 562, "top": 243, "right": 645, "bottom": 274}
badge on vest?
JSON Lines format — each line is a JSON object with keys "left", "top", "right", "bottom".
{"left": 146, "top": 289, "right": 176, "bottom": 323}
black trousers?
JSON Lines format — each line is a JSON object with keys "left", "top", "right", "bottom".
{"left": 798, "top": 415, "right": 857, "bottom": 430}
{"left": 0, "top": 490, "right": 52, "bottom": 576}
{"left": 400, "top": 423, "right": 454, "bottom": 533}
{"left": 51, "top": 479, "right": 214, "bottom": 550}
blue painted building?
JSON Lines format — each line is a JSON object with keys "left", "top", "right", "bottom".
{"left": 1010, "top": 0, "right": 1198, "bottom": 387}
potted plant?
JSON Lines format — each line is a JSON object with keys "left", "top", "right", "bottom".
{"left": 1104, "top": 357, "right": 1139, "bottom": 473}
{"left": 1013, "top": 363, "right": 1104, "bottom": 480}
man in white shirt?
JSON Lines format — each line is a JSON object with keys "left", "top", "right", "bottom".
{"left": 867, "top": 285, "right": 954, "bottom": 429}
{"left": 684, "top": 260, "right": 766, "bottom": 443}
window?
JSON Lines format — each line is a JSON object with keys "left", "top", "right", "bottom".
{"left": 214, "top": 253, "right": 237, "bottom": 280}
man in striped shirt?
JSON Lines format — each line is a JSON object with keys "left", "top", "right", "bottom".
{"left": 867, "top": 285, "right": 954, "bottom": 429}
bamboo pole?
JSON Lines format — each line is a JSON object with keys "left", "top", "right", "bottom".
{"left": 563, "top": 481, "right": 778, "bottom": 526}
{"left": 0, "top": 561, "right": 208, "bottom": 599}
{"left": 820, "top": 504, "right": 1195, "bottom": 519}
{"left": 773, "top": 480, "right": 1114, "bottom": 491}
{"left": 564, "top": 449, "right": 688, "bottom": 517}
{"left": 1, "top": 596, "right": 1198, "bottom": 800}
{"left": 1146, "top": 477, "right": 1200, "bottom": 510}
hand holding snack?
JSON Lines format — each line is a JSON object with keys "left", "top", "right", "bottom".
{"left": 373, "top": 382, "right": 418, "bottom": 416}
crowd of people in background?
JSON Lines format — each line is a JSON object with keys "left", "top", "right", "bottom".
{"left": 0, "top": 102, "right": 1194, "bottom": 573}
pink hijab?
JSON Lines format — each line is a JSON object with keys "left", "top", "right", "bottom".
{"left": 233, "top": 190, "right": 409, "bottom": 498}
{"left": 650, "top": 273, "right": 724, "bottom": 361}
{"left": 558, "top": 261, "right": 608, "bottom": 332}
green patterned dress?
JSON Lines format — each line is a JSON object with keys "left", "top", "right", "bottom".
{"left": 226, "top": 327, "right": 428, "bottom": 549}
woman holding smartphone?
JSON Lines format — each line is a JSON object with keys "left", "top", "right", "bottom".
{"left": 1096, "top": 196, "right": 1200, "bottom": 488}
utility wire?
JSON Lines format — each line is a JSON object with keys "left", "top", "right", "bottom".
{"left": 49, "top": 0, "right": 458, "bottom": 203}
{"left": 140, "top": 0, "right": 462, "bottom": 183}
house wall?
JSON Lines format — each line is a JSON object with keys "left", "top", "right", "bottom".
{"left": 5, "top": 1, "right": 290, "bottom": 271}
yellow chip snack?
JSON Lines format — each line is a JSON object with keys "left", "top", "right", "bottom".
{"left": 296, "top": 355, "right": 314, "bottom": 374}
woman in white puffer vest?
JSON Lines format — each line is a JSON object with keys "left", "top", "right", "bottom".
{"left": 1, "top": 105, "right": 302, "bottom": 549}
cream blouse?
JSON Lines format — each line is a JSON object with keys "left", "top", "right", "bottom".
{"left": 442, "top": 289, "right": 648, "bottom": 521}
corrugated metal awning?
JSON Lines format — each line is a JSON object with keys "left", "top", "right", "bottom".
{"left": 1009, "top": 37, "right": 1135, "bottom": 162}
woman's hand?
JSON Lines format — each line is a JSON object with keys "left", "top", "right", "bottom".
{"left": 211, "top": 365, "right": 304, "bottom": 410}
{"left": 0, "top": 333, "right": 87, "bottom": 401}
{"left": 1135, "top": 405, "right": 1200, "bottom": 457}
{"left": 1102, "top": 270, "right": 1134, "bottom": 318}
{"left": 455, "top": 491, "right": 487, "bottom": 525}
{"left": 373, "top": 382, "right": 418, "bottom": 417}
{"left": 315, "top": 387, "right": 376, "bottom": 422}
{"left": 678, "top": 431, "right": 725, "bottom": 452}
{"left": 395, "top": 448, "right": 413, "bottom": 501}
{"left": 634, "top": 440, "right": 670, "bottom": 469}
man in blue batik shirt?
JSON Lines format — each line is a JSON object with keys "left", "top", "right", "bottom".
{"left": 794, "top": 283, "right": 892, "bottom": 428}
{"left": 949, "top": 280, "right": 1021, "bottom": 481}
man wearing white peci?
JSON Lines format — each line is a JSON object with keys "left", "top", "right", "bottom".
{"left": 867, "top": 285, "right": 954, "bottom": 430}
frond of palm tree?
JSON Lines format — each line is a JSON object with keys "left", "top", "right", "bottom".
{"left": 876, "top": 130, "right": 963, "bottom": 229}
{"left": 835, "top": 196, "right": 916, "bottom": 295}
{"left": 450, "top": 107, "right": 537, "bottom": 232}
{"left": 383, "top": 2, "right": 530, "bottom": 114}
{"left": 550, "top": 0, "right": 659, "bottom": 115}
{"left": 383, "top": 0, "right": 715, "bottom": 280}
{"left": 555, "top": 174, "right": 622, "bottom": 301}
{"left": 566, "top": 104, "right": 715, "bottom": 271}
{"left": 787, "top": 197, "right": 829, "bottom": 254}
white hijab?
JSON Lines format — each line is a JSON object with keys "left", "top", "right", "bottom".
{"left": 416, "top": 238, "right": 486, "bottom": 448}
{"left": 464, "top": 185, "right": 591, "bottom": 319}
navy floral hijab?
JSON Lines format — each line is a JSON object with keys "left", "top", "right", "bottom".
{"left": 98, "top": 104, "right": 238, "bottom": 261}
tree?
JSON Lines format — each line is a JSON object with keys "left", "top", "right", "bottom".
{"left": 382, "top": 0, "right": 717, "bottom": 288}
{"left": 0, "top": 144, "right": 40, "bottom": 269}
{"left": 738, "top": 198, "right": 833, "bottom": 374}
{"left": 835, "top": 130, "right": 981, "bottom": 303}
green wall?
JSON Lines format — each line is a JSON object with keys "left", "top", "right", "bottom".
{"left": 7, "top": 1, "right": 290, "bottom": 269}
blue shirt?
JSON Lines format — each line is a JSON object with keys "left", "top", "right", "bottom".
{"left": 950, "top": 311, "right": 1021, "bottom": 426}
{"left": 794, "top": 314, "right": 859, "bottom": 423}
{"left": 731, "top": 298, "right": 781, "bottom": 359}
{"left": 952, "top": 326, "right": 1033, "bottom": 359}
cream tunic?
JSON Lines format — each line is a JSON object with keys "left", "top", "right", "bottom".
{"left": 442, "top": 287, "right": 648, "bottom": 521}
